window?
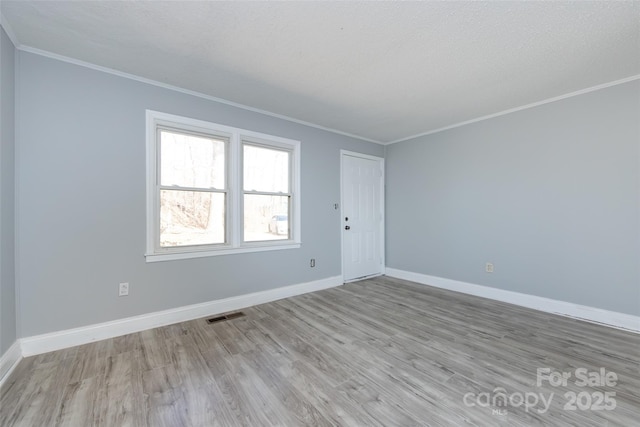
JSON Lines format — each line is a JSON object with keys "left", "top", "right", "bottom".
{"left": 243, "top": 143, "right": 291, "bottom": 242}
{"left": 146, "top": 111, "right": 300, "bottom": 262}
{"left": 159, "top": 128, "right": 227, "bottom": 248}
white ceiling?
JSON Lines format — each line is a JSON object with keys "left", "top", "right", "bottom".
{"left": 2, "top": 1, "right": 639, "bottom": 144}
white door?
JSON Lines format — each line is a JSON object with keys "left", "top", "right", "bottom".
{"left": 341, "top": 152, "right": 384, "bottom": 282}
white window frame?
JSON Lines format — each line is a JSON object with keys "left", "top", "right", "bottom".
{"left": 146, "top": 110, "right": 301, "bottom": 262}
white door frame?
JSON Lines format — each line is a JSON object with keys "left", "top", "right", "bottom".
{"left": 340, "top": 150, "right": 385, "bottom": 282}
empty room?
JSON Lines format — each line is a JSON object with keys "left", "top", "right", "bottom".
{"left": 1, "top": 1, "right": 639, "bottom": 426}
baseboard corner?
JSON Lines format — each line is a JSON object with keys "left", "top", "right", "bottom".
{"left": 0, "top": 340, "right": 23, "bottom": 387}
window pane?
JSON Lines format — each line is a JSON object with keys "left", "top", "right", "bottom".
{"left": 161, "top": 130, "right": 225, "bottom": 189}
{"left": 243, "top": 144, "right": 289, "bottom": 193}
{"left": 244, "top": 194, "right": 289, "bottom": 242}
{"left": 160, "top": 190, "right": 225, "bottom": 247}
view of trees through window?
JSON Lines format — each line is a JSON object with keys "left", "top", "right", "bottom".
{"left": 158, "top": 130, "right": 291, "bottom": 248}
{"left": 159, "top": 130, "right": 226, "bottom": 247}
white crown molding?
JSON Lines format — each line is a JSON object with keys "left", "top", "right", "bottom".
{"left": 387, "top": 74, "right": 640, "bottom": 145}
{"left": 15, "top": 45, "right": 384, "bottom": 145}
{"left": 0, "top": 341, "right": 22, "bottom": 387}
{"left": 385, "top": 268, "right": 640, "bottom": 333}
{"left": 20, "top": 275, "right": 342, "bottom": 357}
{"left": 9, "top": 42, "right": 639, "bottom": 147}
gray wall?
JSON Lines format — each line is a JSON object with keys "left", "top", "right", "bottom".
{"left": 386, "top": 80, "right": 640, "bottom": 316}
{"left": 1, "top": 26, "right": 17, "bottom": 354}
{"left": 11, "top": 48, "right": 639, "bottom": 340}
{"left": 16, "top": 52, "right": 383, "bottom": 337}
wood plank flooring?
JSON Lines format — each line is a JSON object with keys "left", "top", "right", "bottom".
{"left": 1, "top": 276, "right": 639, "bottom": 426}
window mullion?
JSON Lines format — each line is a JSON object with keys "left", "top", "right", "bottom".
{"left": 229, "top": 133, "right": 241, "bottom": 248}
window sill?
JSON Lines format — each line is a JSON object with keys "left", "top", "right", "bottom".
{"left": 145, "top": 242, "right": 301, "bottom": 263}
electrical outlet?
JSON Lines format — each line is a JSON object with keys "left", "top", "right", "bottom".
{"left": 310, "top": 258, "right": 316, "bottom": 268}
{"left": 119, "top": 282, "right": 129, "bottom": 296}
{"left": 486, "top": 263, "right": 494, "bottom": 273}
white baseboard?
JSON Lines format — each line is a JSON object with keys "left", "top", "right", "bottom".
{"left": 20, "top": 275, "right": 342, "bottom": 357}
{"left": 14, "top": 269, "right": 638, "bottom": 360}
{"left": 385, "top": 268, "right": 640, "bottom": 333}
{"left": 0, "top": 341, "right": 22, "bottom": 386}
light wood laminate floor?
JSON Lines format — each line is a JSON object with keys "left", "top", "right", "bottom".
{"left": 1, "top": 276, "right": 639, "bottom": 426}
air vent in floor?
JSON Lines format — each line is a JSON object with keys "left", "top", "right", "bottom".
{"left": 206, "top": 311, "right": 245, "bottom": 324}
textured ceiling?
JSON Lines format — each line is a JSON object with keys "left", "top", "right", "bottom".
{"left": 2, "top": 1, "right": 639, "bottom": 144}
